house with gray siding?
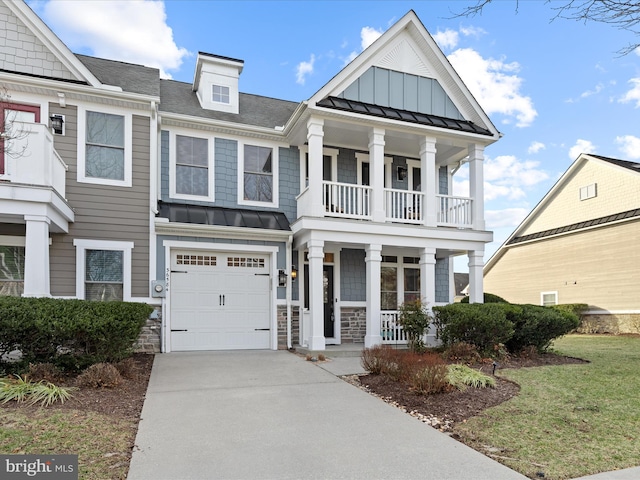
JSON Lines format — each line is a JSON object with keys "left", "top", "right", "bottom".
{"left": 0, "top": 2, "right": 500, "bottom": 353}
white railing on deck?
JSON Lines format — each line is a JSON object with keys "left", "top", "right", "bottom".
{"left": 380, "top": 311, "right": 408, "bottom": 345}
{"left": 384, "top": 188, "right": 424, "bottom": 224}
{"left": 323, "top": 181, "right": 371, "bottom": 219}
{"left": 436, "top": 195, "right": 472, "bottom": 228}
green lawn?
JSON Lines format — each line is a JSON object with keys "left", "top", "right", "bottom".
{"left": 455, "top": 334, "right": 640, "bottom": 479}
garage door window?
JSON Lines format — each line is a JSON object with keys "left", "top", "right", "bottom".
{"left": 177, "top": 254, "right": 216, "bottom": 266}
{"left": 228, "top": 257, "right": 265, "bottom": 268}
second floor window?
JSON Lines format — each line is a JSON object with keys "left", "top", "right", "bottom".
{"left": 86, "top": 111, "right": 125, "bottom": 181}
{"left": 244, "top": 145, "right": 273, "bottom": 202}
{"left": 176, "top": 135, "right": 208, "bottom": 196}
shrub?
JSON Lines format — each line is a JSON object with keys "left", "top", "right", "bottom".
{"left": 506, "top": 304, "right": 580, "bottom": 353}
{"left": 397, "top": 300, "right": 432, "bottom": 353}
{"left": 446, "top": 364, "right": 496, "bottom": 390}
{"left": 27, "top": 363, "right": 62, "bottom": 383}
{"left": 361, "top": 345, "right": 403, "bottom": 379}
{"left": 114, "top": 357, "right": 136, "bottom": 379}
{"left": 411, "top": 362, "right": 450, "bottom": 395}
{"left": 76, "top": 363, "right": 122, "bottom": 388}
{"left": 443, "top": 342, "right": 481, "bottom": 364}
{"left": 460, "top": 292, "right": 509, "bottom": 304}
{"left": 432, "top": 303, "right": 517, "bottom": 356}
{"left": 0, "top": 376, "right": 75, "bottom": 406}
{"left": 0, "top": 297, "right": 152, "bottom": 372}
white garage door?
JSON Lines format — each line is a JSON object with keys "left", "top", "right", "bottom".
{"left": 170, "top": 251, "right": 271, "bottom": 351}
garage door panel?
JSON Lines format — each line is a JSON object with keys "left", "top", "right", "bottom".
{"left": 170, "top": 251, "right": 272, "bottom": 351}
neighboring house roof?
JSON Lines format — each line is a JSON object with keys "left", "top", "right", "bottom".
{"left": 485, "top": 153, "right": 640, "bottom": 274}
{"left": 76, "top": 54, "right": 160, "bottom": 97}
{"left": 159, "top": 79, "right": 298, "bottom": 129}
{"left": 454, "top": 273, "right": 469, "bottom": 296}
{"left": 317, "top": 96, "right": 493, "bottom": 136}
{"left": 157, "top": 202, "right": 291, "bottom": 231}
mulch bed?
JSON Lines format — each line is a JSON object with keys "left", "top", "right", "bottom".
{"left": 350, "top": 352, "right": 588, "bottom": 430}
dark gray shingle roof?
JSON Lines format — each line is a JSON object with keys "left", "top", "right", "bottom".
{"left": 76, "top": 54, "right": 160, "bottom": 97}
{"left": 159, "top": 79, "right": 299, "bottom": 129}
{"left": 590, "top": 154, "right": 640, "bottom": 173}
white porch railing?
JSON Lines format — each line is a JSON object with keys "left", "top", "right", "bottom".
{"left": 0, "top": 123, "right": 68, "bottom": 197}
{"left": 323, "top": 181, "right": 371, "bottom": 219}
{"left": 437, "top": 194, "right": 472, "bottom": 228}
{"left": 384, "top": 188, "right": 424, "bottom": 224}
{"left": 380, "top": 311, "right": 409, "bottom": 345}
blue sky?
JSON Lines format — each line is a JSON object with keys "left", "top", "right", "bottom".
{"left": 28, "top": 1, "right": 640, "bottom": 271}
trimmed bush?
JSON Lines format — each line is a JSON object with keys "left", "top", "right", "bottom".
{"left": 432, "top": 303, "right": 517, "bottom": 356}
{"left": 0, "top": 297, "right": 152, "bottom": 372}
{"left": 460, "top": 292, "right": 509, "bottom": 304}
{"left": 506, "top": 304, "right": 580, "bottom": 353}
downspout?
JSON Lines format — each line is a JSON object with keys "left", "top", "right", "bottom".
{"left": 286, "top": 234, "right": 293, "bottom": 349}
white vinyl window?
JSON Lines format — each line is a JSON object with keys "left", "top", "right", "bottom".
{"left": 77, "top": 107, "right": 132, "bottom": 187}
{"left": 212, "top": 85, "right": 230, "bottom": 104}
{"left": 239, "top": 143, "right": 278, "bottom": 207}
{"left": 541, "top": 291, "right": 558, "bottom": 307}
{"left": 170, "top": 131, "right": 214, "bottom": 201}
{"left": 74, "top": 239, "right": 133, "bottom": 301}
{"left": 0, "top": 237, "right": 25, "bottom": 297}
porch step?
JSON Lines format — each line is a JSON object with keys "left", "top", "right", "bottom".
{"left": 295, "top": 344, "right": 364, "bottom": 358}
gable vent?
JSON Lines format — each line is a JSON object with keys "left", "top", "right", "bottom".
{"left": 378, "top": 40, "right": 431, "bottom": 77}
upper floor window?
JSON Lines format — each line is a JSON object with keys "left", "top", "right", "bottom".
{"left": 212, "top": 85, "right": 230, "bottom": 104}
{"left": 176, "top": 135, "right": 209, "bottom": 197}
{"left": 240, "top": 144, "right": 278, "bottom": 206}
{"left": 77, "top": 107, "right": 132, "bottom": 187}
{"left": 580, "top": 183, "right": 597, "bottom": 201}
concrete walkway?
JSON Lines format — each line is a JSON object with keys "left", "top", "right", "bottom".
{"left": 128, "top": 350, "right": 527, "bottom": 480}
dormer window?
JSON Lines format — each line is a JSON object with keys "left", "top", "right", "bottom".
{"left": 212, "top": 85, "right": 230, "bottom": 104}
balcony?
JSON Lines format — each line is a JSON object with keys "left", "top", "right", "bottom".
{"left": 0, "top": 122, "right": 67, "bottom": 197}
{"left": 297, "top": 180, "right": 474, "bottom": 229}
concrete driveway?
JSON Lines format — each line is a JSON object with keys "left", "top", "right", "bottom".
{"left": 127, "top": 350, "right": 526, "bottom": 480}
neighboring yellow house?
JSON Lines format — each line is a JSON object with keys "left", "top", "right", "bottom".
{"left": 484, "top": 153, "right": 640, "bottom": 333}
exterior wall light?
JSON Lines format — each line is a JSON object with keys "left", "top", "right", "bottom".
{"left": 397, "top": 165, "right": 408, "bottom": 181}
{"left": 291, "top": 266, "right": 297, "bottom": 281}
{"left": 50, "top": 114, "right": 64, "bottom": 135}
{"left": 278, "top": 269, "right": 287, "bottom": 287}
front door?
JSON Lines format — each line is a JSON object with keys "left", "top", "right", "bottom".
{"left": 323, "top": 265, "right": 334, "bottom": 338}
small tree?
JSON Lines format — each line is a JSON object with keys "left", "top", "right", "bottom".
{"left": 397, "top": 300, "right": 432, "bottom": 353}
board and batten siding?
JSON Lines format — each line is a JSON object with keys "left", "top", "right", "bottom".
{"left": 49, "top": 104, "right": 151, "bottom": 298}
{"left": 521, "top": 160, "right": 640, "bottom": 236}
{"left": 484, "top": 220, "right": 640, "bottom": 311}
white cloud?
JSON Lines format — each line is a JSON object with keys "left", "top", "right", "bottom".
{"left": 460, "top": 25, "right": 487, "bottom": 38}
{"left": 448, "top": 48, "right": 537, "bottom": 127}
{"left": 485, "top": 208, "right": 529, "bottom": 229}
{"left": 619, "top": 78, "right": 640, "bottom": 107}
{"left": 360, "top": 26, "right": 383, "bottom": 50}
{"left": 38, "top": 0, "right": 189, "bottom": 78}
{"left": 615, "top": 135, "right": 640, "bottom": 160}
{"left": 580, "top": 83, "right": 604, "bottom": 99}
{"left": 452, "top": 155, "right": 548, "bottom": 201}
{"left": 433, "top": 29, "right": 459, "bottom": 50}
{"left": 296, "top": 54, "right": 315, "bottom": 85}
{"left": 527, "top": 141, "right": 545, "bottom": 154}
{"left": 569, "top": 139, "right": 597, "bottom": 160}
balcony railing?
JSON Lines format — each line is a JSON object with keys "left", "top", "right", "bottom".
{"left": 436, "top": 195, "right": 473, "bottom": 228}
{"left": 0, "top": 123, "right": 67, "bottom": 197}
{"left": 299, "top": 180, "right": 474, "bottom": 229}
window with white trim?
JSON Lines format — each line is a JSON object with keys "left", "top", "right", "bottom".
{"left": 580, "top": 183, "right": 597, "bottom": 201}
{"left": 240, "top": 143, "right": 278, "bottom": 206}
{"left": 77, "top": 107, "right": 132, "bottom": 187}
{"left": 212, "top": 85, "right": 230, "bottom": 104}
{"left": 541, "top": 291, "right": 558, "bottom": 307}
{"left": 0, "top": 237, "right": 25, "bottom": 297}
{"left": 176, "top": 135, "right": 209, "bottom": 197}
{"left": 74, "top": 239, "right": 133, "bottom": 301}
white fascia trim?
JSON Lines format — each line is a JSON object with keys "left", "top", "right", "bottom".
{"left": 168, "top": 128, "right": 215, "bottom": 202}
{"left": 76, "top": 105, "right": 133, "bottom": 187}
{"left": 73, "top": 239, "right": 134, "bottom": 301}
{"left": 160, "top": 112, "right": 288, "bottom": 141}
{"left": 155, "top": 219, "right": 291, "bottom": 242}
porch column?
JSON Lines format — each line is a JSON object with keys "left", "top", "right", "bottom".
{"left": 368, "top": 128, "right": 386, "bottom": 223}
{"left": 468, "top": 250, "right": 484, "bottom": 304}
{"left": 307, "top": 239, "right": 326, "bottom": 351}
{"left": 420, "top": 137, "right": 437, "bottom": 227}
{"left": 468, "top": 144, "right": 485, "bottom": 230}
{"left": 364, "top": 243, "right": 382, "bottom": 348}
{"left": 23, "top": 215, "right": 51, "bottom": 297}
{"left": 307, "top": 117, "right": 325, "bottom": 217}
{"left": 419, "top": 247, "right": 436, "bottom": 308}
